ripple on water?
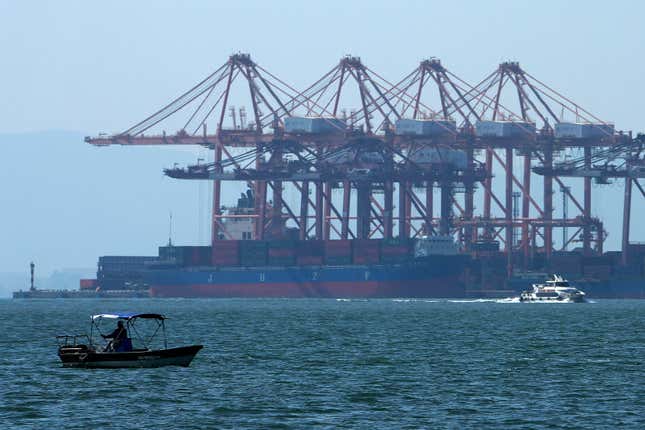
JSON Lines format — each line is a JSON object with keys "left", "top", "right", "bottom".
{"left": 0, "top": 298, "right": 643, "bottom": 429}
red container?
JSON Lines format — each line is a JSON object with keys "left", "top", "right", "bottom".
{"left": 212, "top": 241, "right": 240, "bottom": 266}
{"left": 583, "top": 264, "right": 612, "bottom": 279}
{"left": 352, "top": 240, "right": 380, "bottom": 264}
{"left": 79, "top": 279, "right": 97, "bottom": 290}
{"left": 212, "top": 241, "right": 240, "bottom": 249}
{"left": 212, "top": 258, "right": 239, "bottom": 267}
{"left": 353, "top": 254, "right": 380, "bottom": 264}
{"left": 296, "top": 255, "right": 324, "bottom": 266}
{"left": 325, "top": 242, "right": 351, "bottom": 247}
{"left": 296, "top": 240, "right": 324, "bottom": 256}
{"left": 353, "top": 239, "right": 379, "bottom": 248}
{"left": 380, "top": 245, "right": 409, "bottom": 256}
{"left": 268, "top": 248, "right": 296, "bottom": 257}
{"left": 324, "top": 240, "right": 352, "bottom": 257}
{"left": 325, "top": 249, "right": 351, "bottom": 257}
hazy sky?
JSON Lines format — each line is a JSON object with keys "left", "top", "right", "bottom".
{"left": 1, "top": 1, "right": 644, "bottom": 276}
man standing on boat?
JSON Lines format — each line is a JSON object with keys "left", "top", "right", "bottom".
{"left": 102, "top": 320, "right": 128, "bottom": 351}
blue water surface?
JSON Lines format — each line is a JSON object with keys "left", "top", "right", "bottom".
{"left": 1, "top": 298, "right": 643, "bottom": 429}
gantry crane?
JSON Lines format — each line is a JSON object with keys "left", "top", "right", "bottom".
{"left": 86, "top": 53, "right": 642, "bottom": 280}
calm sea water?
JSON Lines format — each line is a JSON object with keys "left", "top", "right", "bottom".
{"left": 1, "top": 298, "right": 643, "bottom": 429}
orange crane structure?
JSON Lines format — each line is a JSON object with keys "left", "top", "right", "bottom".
{"left": 86, "top": 53, "right": 642, "bottom": 278}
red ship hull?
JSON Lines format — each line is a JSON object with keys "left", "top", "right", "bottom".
{"left": 150, "top": 279, "right": 464, "bottom": 298}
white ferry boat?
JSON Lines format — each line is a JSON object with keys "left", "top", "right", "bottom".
{"left": 519, "top": 275, "right": 586, "bottom": 303}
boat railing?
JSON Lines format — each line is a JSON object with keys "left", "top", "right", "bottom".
{"left": 56, "top": 334, "right": 91, "bottom": 348}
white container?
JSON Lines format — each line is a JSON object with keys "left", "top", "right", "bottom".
{"left": 409, "top": 147, "right": 467, "bottom": 168}
{"left": 414, "top": 236, "right": 459, "bottom": 256}
{"left": 501, "top": 121, "right": 536, "bottom": 137}
{"left": 395, "top": 119, "right": 457, "bottom": 136}
{"left": 475, "top": 120, "right": 535, "bottom": 137}
{"left": 284, "top": 116, "right": 346, "bottom": 134}
{"left": 475, "top": 121, "right": 505, "bottom": 137}
{"left": 554, "top": 122, "right": 614, "bottom": 139}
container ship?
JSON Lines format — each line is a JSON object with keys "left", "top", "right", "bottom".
{"left": 78, "top": 199, "right": 645, "bottom": 299}
{"left": 146, "top": 236, "right": 467, "bottom": 298}
{"left": 77, "top": 55, "right": 645, "bottom": 300}
{"left": 73, "top": 196, "right": 467, "bottom": 298}
{"left": 152, "top": 189, "right": 469, "bottom": 298}
{"left": 84, "top": 242, "right": 645, "bottom": 299}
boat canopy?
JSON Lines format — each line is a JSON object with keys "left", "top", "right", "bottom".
{"left": 91, "top": 313, "right": 165, "bottom": 321}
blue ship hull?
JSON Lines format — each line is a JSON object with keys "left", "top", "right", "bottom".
{"left": 147, "top": 257, "right": 467, "bottom": 298}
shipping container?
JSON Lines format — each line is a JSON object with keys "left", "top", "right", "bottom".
{"left": 212, "top": 241, "right": 240, "bottom": 266}
{"left": 380, "top": 254, "right": 409, "bottom": 263}
{"left": 394, "top": 119, "right": 457, "bottom": 136}
{"left": 79, "top": 279, "right": 98, "bottom": 290}
{"left": 158, "top": 246, "right": 211, "bottom": 267}
{"left": 268, "top": 248, "right": 296, "bottom": 257}
{"left": 239, "top": 242, "right": 267, "bottom": 259}
{"left": 268, "top": 255, "right": 296, "bottom": 266}
{"left": 99, "top": 256, "right": 158, "bottom": 272}
{"left": 380, "top": 246, "right": 410, "bottom": 256}
{"left": 550, "top": 253, "right": 582, "bottom": 267}
{"left": 295, "top": 240, "right": 324, "bottom": 256}
{"left": 475, "top": 120, "right": 536, "bottom": 138}
{"left": 240, "top": 240, "right": 267, "bottom": 250}
{"left": 325, "top": 239, "right": 352, "bottom": 247}
{"left": 267, "top": 240, "right": 296, "bottom": 249}
{"left": 554, "top": 122, "right": 614, "bottom": 139}
{"left": 627, "top": 243, "right": 645, "bottom": 256}
{"left": 284, "top": 116, "right": 346, "bottom": 134}
{"left": 212, "top": 240, "right": 240, "bottom": 248}
{"left": 211, "top": 259, "right": 239, "bottom": 267}
{"left": 612, "top": 263, "right": 642, "bottom": 278}
{"left": 324, "top": 240, "right": 352, "bottom": 257}
{"left": 296, "top": 255, "right": 324, "bottom": 266}
{"left": 582, "top": 264, "right": 612, "bottom": 279}
{"left": 188, "top": 246, "right": 212, "bottom": 266}
{"left": 581, "top": 255, "right": 613, "bottom": 266}
{"left": 352, "top": 239, "right": 380, "bottom": 248}
{"left": 381, "top": 237, "right": 411, "bottom": 246}
{"left": 408, "top": 147, "right": 467, "bottom": 168}
{"left": 353, "top": 254, "right": 380, "bottom": 264}
{"left": 239, "top": 255, "right": 267, "bottom": 266}
{"left": 159, "top": 246, "right": 190, "bottom": 265}
{"left": 471, "top": 241, "right": 500, "bottom": 252}
{"left": 324, "top": 255, "right": 352, "bottom": 265}
{"left": 352, "top": 239, "right": 380, "bottom": 264}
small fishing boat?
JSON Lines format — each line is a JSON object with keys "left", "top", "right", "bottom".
{"left": 57, "top": 313, "right": 202, "bottom": 368}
